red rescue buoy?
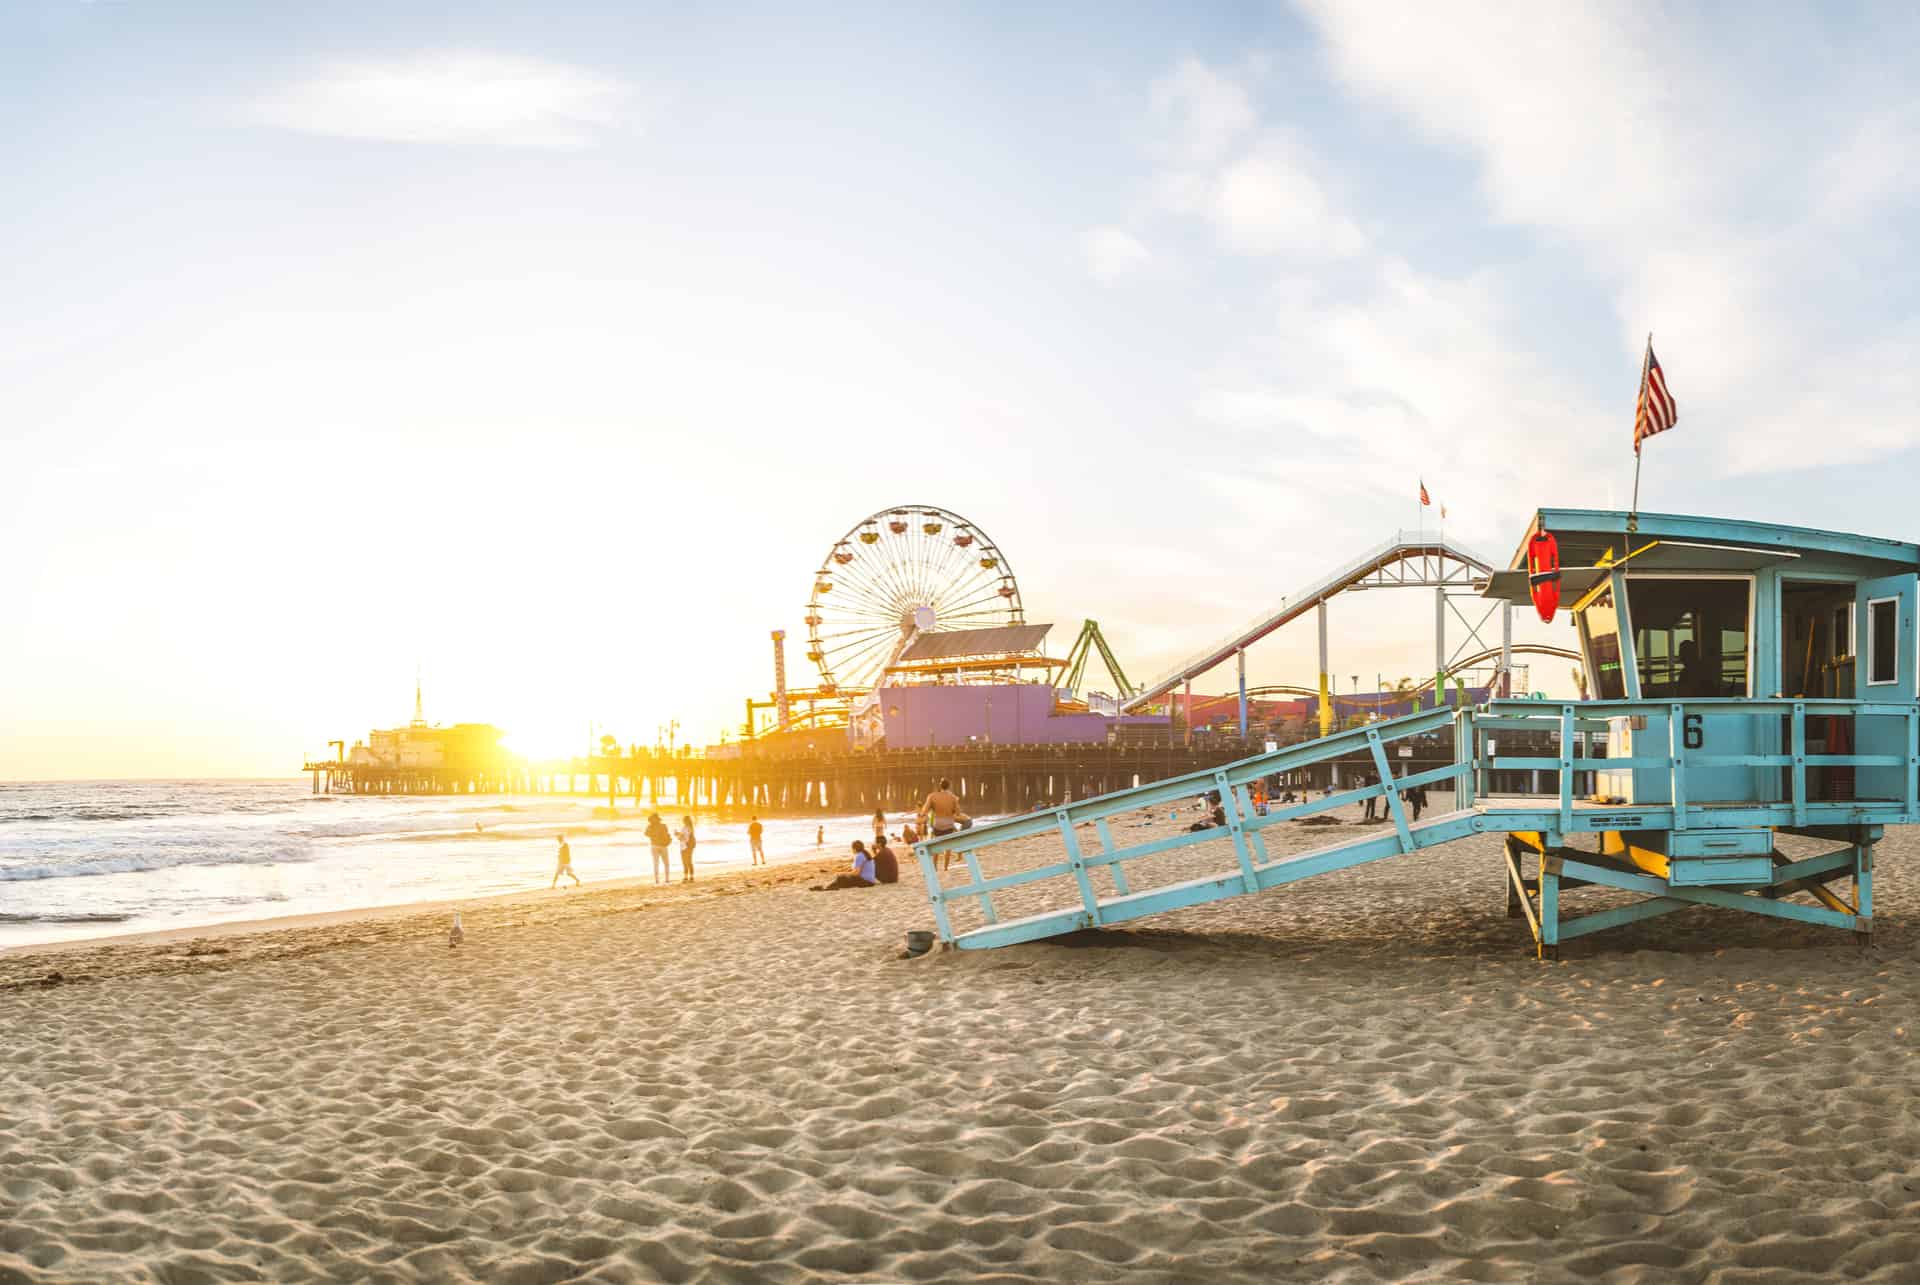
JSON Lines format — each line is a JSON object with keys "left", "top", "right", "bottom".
{"left": 1527, "top": 530, "right": 1561, "bottom": 623}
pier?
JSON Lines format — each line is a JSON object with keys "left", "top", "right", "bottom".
{"left": 299, "top": 734, "right": 1528, "bottom": 814}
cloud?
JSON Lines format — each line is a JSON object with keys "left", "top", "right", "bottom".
{"left": 1083, "top": 226, "right": 1152, "bottom": 283}
{"left": 1290, "top": 2, "right": 1920, "bottom": 473}
{"left": 253, "top": 52, "right": 629, "bottom": 149}
{"left": 1209, "top": 134, "right": 1365, "bottom": 257}
{"left": 1150, "top": 56, "right": 1256, "bottom": 167}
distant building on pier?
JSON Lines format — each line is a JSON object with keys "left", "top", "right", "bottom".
{"left": 341, "top": 680, "right": 509, "bottom": 780}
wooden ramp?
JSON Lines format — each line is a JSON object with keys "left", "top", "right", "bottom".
{"left": 915, "top": 697, "right": 1909, "bottom": 956}
{"left": 916, "top": 706, "right": 1474, "bottom": 951}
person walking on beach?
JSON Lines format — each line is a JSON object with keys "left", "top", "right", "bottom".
{"left": 918, "top": 778, "right": 969, "bottom": 871}
{"left": 551, "top": 834, "right": 580, "bottom": 889}
{"left": 748, "top": 816, "right": 765, "bottom": 866}
{"left": 677, "top": 815, "right": 696, "bottom": 883}
{"left": 815, "top": 824, "right": 823, "bottom": 846}
{"left": 811, "top": 840, "right": 878, "bottom": 891}
{"left": 872, "top": 807, "right": 887, "bottom": 848}
{"left": 645, "top": 813, "right": 672, "bottom": 885}
{"left": 1362, "top": 771, "right": 1378, "bottom": 822}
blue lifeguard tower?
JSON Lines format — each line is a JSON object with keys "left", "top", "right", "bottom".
{"left": 913, "top": 510, "right": 1920, "bottom": 957}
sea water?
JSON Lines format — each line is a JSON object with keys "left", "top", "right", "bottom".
{"left": 0, "top": 780, "right": 894, "bottom": 947}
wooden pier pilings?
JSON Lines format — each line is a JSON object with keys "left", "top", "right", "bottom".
{"left": 303, "top": 728, "right": 1515, "bottom": 813}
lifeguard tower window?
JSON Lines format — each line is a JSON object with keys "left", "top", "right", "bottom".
{"left": 1575, "top": 587, "right": 1626, "bottom": 699}
{"left": 1626, "top": 578, "right": 1750, "bottom": 699}
{"left": 1867, "top": 597, "right": 1899, "bottom": 686}
{"left": 1783, "top": 580, "right": 1855, "bottom": 699}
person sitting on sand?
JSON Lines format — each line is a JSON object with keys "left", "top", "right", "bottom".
{"left": 551, "top": 834, "right": 580, "bottom": 889}
{"left": 1187, "top": 800, "right": 1228, "bottom": 832}
{"left": 677, "top": 815, "right": 696, "bottom": 883}
{"left": 872, "top": 838, "right": 900, "bottom": 885}
{"left": 645, "top": 813, "right": 672, "bottom": 885}
{"left": 811, "top": 840, "right": 879, "bottom": 891}
{"left": 748, "top": 816, "right": 765, "bottom": 866}
{"left": 900, "top": 821, "right": 919, "bottom": 846}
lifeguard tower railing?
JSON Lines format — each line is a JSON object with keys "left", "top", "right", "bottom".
{"left": 914, "top": 698, "right": 1920, "bottom": 953}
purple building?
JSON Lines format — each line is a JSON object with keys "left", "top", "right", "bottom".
{"left": 875, "top": 682, "right": 1164, "bottom": 747}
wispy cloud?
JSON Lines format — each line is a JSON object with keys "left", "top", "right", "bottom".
{"left": 1083, "top": 226, "right": 1152, "bottom": 283}
{"left": 252, "top": 52, "right": 630, "bottom": 149}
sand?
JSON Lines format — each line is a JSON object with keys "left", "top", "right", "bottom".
{"left": 3, "top": 807, "right": 1918, "bottom": 1283}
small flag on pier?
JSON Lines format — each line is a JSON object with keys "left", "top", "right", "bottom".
{"left": 1634, "top": 342, "right": 1677, "bottom": 452}
{"left": 1419, "top": 480, "right": 1431, "bottom": 506}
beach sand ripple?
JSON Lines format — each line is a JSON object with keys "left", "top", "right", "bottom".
{"left": 3, "top": 813, "right": 1919, "bottom": 1281}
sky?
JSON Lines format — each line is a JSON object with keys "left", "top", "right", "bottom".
{"left": 6, "top": 1, "right": 1920, "bottom": 778}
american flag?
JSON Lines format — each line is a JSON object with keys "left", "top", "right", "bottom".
{"left": 1419, "top": 480, "right": 1430, "bottom": 506}
{"left": 1634, "top": 343, "right": 1677, "bottom": 452}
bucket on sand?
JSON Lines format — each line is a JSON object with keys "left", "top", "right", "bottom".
{"left": 905, "top": 930, "right": 935, "bottom": 957}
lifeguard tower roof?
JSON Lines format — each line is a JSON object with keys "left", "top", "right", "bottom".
{"left": 1482, "top": 509, "right": 1920, "bottom": 607}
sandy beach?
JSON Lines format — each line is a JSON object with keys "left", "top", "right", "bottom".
{"left": 4, "top": 807, "right": 1918, "bottom": 1283}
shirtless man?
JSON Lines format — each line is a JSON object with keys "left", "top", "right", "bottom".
{"left": 919, "top": 778, "right": 967, "bottom": 871}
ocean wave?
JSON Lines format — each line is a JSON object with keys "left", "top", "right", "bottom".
{"left": 0, "top": 843, "right": 317, "bottom": 883}
{"left": 0, "top": 911, "right": 133, "bottom": 924}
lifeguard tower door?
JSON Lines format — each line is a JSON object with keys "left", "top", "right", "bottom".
{"left": 1855, "top": 573, "right": 1916, "bottom": 802}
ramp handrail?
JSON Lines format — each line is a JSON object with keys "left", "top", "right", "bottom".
{"left": 914, "top": 704, "right": 1472, "bottom": 945}
{"left": 1475, "top": 697, "right": 1920, "bottom": 832}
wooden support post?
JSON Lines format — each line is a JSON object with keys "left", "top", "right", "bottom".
{"left": 1856, "top": 833, "right": 1874, "bottom": 942}
{"left": 1058, "top": 812, "right": 1102, "bottom": 928}
{"left": 1791, "top": 703, "right": 1807, "bottom": 828}
{"left": 1669, "top": 701, "right": 1688, "bottom": 831}
{"left": 1096, "top": 817, "right": 1130, "bottom": 896}
{"left": 1539, "top": 852, "right": 1561, "bottom": 959}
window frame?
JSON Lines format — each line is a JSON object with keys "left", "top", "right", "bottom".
{"left": 1574, "top": 581, "right": 1629, "bottom": 701}
{"left": 1865, "top": 595, "right": 1900, "bottom": 688}
{"left": 1831, "top": 603, "right": 1854, "bottom": 661}
{"left": 1621, "top": 572, "right": 1756, "bottom": 700}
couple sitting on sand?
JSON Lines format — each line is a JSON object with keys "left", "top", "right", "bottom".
{"left": 812, "top": 838, "right": 899, "bottom": 891}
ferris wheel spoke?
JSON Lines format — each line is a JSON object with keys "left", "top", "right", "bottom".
{"left": 849, "top": 544, "right": 915, "bottom": 614}
{"left": 831, "top": 565, "right": 910, "bottom": 612}
{"left": 830, "top": 636, "right": 896, "bottom": 686}
{"left": 814, "top": 619, "right": 901, "bottom": 639}
{"left": 822, "top": 625, "right": 898, "bottom": 655}
{"left": 828, "top": 582, "right": 904, "bottom": 622}
{"left": 940, "top": 587, "right": 1010, "bottom": 615}
{"left": 883, "top": 533, "right": 931, "bottom": 607}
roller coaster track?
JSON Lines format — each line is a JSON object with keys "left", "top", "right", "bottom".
{"left": 1122, "top": 530, "right": 1495, "bottom": 713}
{"left": 1233, "top": 644, "right": 1583, "bottom": 705}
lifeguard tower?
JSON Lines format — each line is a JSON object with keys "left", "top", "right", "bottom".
{"left": 913, "top": 510, "right": 1920, "bottom": 957}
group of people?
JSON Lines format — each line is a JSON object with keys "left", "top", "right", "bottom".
{"left": 1357, "top": 771, "right": 1429, "bottom": 823}
{"left": 548, "top": 811, "right": 711, "bottom": 889}
{"left": 544, "top": 777, "right": 973, "bottom": 894}
{"left": 814, "top": 779, "right": 968, "bottom": 891}
{"left": 811, "top": 837, "right": 902, "bottom": 891}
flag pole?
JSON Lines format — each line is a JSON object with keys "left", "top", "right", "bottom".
{"left": 1627, "top": 331, "right": 1652, "bottom": 534}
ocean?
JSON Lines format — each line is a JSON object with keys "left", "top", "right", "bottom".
{"left": 0, "top": 780, "right": 890, "bottom": 948}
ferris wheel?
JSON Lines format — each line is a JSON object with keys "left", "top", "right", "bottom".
{"left": 804, "top": 505, "right": 1024, "bottom": 694}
